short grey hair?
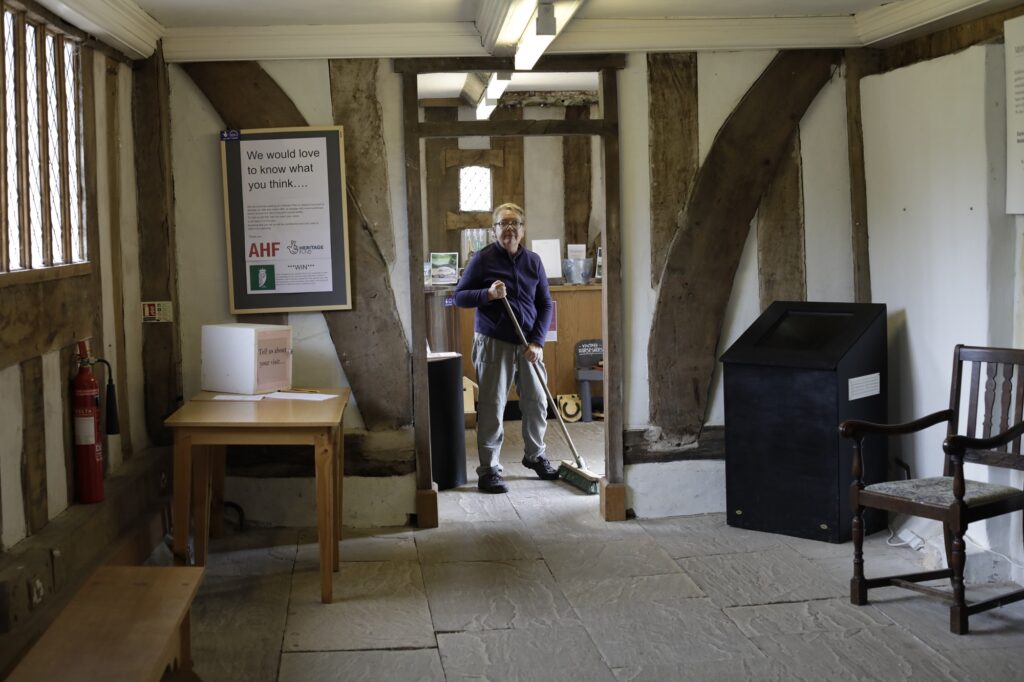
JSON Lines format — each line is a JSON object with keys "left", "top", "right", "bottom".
{"left": 492, "top": 202, "right": 525, "bottom": 226}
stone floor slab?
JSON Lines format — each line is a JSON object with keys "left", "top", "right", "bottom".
{"left": 296, "top": 526, "right": 417, "bottom": 564}
{"left": 942, "top": 646, "right": 1024, "bottom": 681}
{"left": 421, "top": 559, "right": 578, "bottom": 631}
{"left": 870, "top": 583, "right": 1024, "bottom": 650}
{"left": 414, "top": 520, "right": 540, "bottom": 563}
{"left": 541, "top": 537, "right": 680, "bottom": 583}
{"left": 437, "top": 626, "right": 616, "bottom": 681}
{"left": 724, "top": 597, "right": 892, "bottom": 637}
{"left": 559, "top": 572, "right": 705, "bottom": 610}
{"left": 639, "top": 513, "right": 785, "bottom": 559}
{"left": 278, "top": 649, "right": 445, "bottom": 682}
{"left": 438, "top": 489, "right": 521, "bottom": 522}
{"left": 679, "top": 549, "right": 845, "bottom": 607}
{"left": 192, "top": 573, "right": 291, "bottom": 682}
{"left": 750, "top": 626, "right": 958, "bottom": 681}
{"left": 284, "top": 561, "right": 435, "bottom": 651}
{"left": 576, "top": 597, "right": 761, "bottom": 668}
{"left": 614, "top": 657, "right": 788, "bottom": 682}
{"left": 514, "top": 497, "right": 647, "bottom": 544}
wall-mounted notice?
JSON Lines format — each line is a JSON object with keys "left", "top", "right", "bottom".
{"left": 1006, "top": 16, "right": 1024, "bottom": 213}
{"left": 220, "top": 126, "right": 351, "bottom": 313}
{"left": 848, "top": 372, "right": 880, "bottom": 401}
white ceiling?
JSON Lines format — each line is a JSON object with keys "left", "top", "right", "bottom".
{"left": 39, "top": 0, "right": 1023, "bottom": 61}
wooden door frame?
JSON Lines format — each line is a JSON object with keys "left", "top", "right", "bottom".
{"left": 395, "top": 54, "right": 627, "bottom": 525}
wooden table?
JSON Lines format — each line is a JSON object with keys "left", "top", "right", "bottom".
{"left": 8, "top": 565, "right": 204, "bottom": 681}
{"left": 164, "top": 388, "right": 349, "bottom": 603}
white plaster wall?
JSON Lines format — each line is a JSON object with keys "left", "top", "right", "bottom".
{"left": 618, "top": 53, "right": 655, "bottom": 429}
{"left": 0, "top": 364, "right": 25, "bottom": 549}
{"left": 802, "top": 70, "right": 855, "bottom": 304}
{"left": 863, "top": 46, "right": 1015, "bottom": 565}
{"left": 118, "top": 62, "right": 148, "bottom": 454}
{"left": 42, "top": 350, "right": 68, "bottom": 519}
{"left": 524, "top": 106, "right": 566, "bottom": 246}
{"left": 698, "top": 51, "right": 775, "bottom": 426}
{"left": 625, "top": 460, "right": 726, "bottom": 518}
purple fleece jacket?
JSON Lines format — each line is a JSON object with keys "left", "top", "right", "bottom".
{"left": 453, "top": 242, "right": 554, "bottom": 347}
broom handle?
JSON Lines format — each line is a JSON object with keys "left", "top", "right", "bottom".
{"left": 500, "top": 295, "right": 587, "bottom": 470}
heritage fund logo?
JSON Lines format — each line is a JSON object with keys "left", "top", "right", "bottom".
{"left": 250, "top": 264, "right": 276, "bottom": 291}
{"left": 286, "top": 239, "right": 325, "bottom": 256}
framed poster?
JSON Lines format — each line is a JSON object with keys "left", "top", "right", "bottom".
{"left": 220, "top": 126, "right": 352, "bottom": 313}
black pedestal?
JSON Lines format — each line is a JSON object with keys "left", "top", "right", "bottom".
{"left": 428, "top": 354, "right": 467, "bottom": 490}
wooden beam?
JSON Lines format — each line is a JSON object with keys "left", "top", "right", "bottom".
{"left": 649, "top": 50, "right": 839, "bottom": 445}
{"left": 600, "top": 68, "right": 624, "bottom": 486}
{"left": 446, "top": 211, "right": 492, "bottom": 230}
{"left": 180, "top": 61, "right": 304, "bottom": 131}
{"left": 418, "top": 117, "right": 613, "bottom": 139}
{"left": 392, "top": 53, "right": 628, "bottom": 74}
{"left": 402, "top": 72, "right": 435, "bottom": 511}
{"left": 444, "top": 148, "right": 503, "bottom": 169}
{"left": 563, "top": 105, "right": 591, "bottom": 248}
{"left": 844, "top": 48, "right": 881, "bottom": 304}
{"left": 418, "top": 97, "right": 464, "bottom": 108}
{"left": 424, "top": 107, "right": 460, "bottom": 258}
{"left": 80, "top": 48, "right": 103, "bottom": 417}
{"left": 757, "top": 132, "right": 806, "bottom": 310}
{"left": 104, "top": 56, "right": 131, "bottom": 457}
{"left": 459, "top": 72, "right": 487, "bottom": 108}
{"left": 325, "top": 58, "right": 412, "bottom": 429}
{"left": 0, "top": 272, "right": 94, "bottom": 370}
{"left": 20, "top": 356, "right": 47, "bottom": 532}
{"left": 647, "top": 52, "right": 698, "bottom": 288}
{"left": 132, "top": 46, "right": 182, "bottom": 445}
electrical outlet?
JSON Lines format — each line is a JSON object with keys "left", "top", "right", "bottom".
{"left": 28, "top": 577, "right": 44, "bottom": 607}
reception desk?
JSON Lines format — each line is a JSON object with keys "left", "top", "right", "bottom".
{"left": 457, "top": 284, "right": 603, "bottom": 399}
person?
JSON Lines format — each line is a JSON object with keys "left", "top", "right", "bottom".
{"left": 454, "top": 202, "right": 557, "bottom": 493}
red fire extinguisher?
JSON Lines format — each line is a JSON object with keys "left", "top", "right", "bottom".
{"left": 73, "top": 341, "right": 119, "bottom": 503}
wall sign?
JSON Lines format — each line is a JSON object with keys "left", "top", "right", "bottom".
{"left": 220, "top": 126, "right": 351, "bottom": 313}
{"left": 1006, "top": 16, "right": 1024, "bottom": 214}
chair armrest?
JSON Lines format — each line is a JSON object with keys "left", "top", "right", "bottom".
{"left": 839, "top": 409, "right": 955, "bottom": 440}
{"left": 944, "top": 421, "right": 1024, "bottom": 456}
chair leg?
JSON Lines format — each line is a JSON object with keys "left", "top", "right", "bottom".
{"left": 949, "top": 530, "right": 969, "bottom": 635}
{"left": 851, "top": 505, "right": 867, "bottom": 605}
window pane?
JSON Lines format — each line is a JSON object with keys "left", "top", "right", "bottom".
{"left": 4, "top": 12, "right": 20, "bottom": 270}
{"left": 26, "top": 23, "right": 42, "bottom": 268}
{"left": 459, "top": 165, "right": 492, "bottom": 212}
{"left": 46, "top": 33, "right": 62, "bottom": 264}
{"left": 65, "top": 42, "right": 81, "bottom": 262}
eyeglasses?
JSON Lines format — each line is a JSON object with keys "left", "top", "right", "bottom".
{"left": 494, "top": 220, "right": 523, "bottom": 228}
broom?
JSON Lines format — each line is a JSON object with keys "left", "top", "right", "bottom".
{"left": 500, "top": 296, "right": 600, "bottom": 495}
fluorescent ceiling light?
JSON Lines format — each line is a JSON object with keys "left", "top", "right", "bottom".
{"left": 476, "top": 97, "right": 498, "bottom": 120}
{"left": 514, "top": 0, "right": 556, "bottom": 71}
{"left": 486, "top": 71, "right": 513, "bottom": 100}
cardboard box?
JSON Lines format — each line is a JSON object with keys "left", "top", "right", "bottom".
{"left": 201, "top": 323, "right": 292, "bottom": 394}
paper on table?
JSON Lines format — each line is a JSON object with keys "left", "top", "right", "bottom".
{"left": 212, "top": 394, "right": 264, "bottom": 401}
{"left": 264, "top": 391, "right": 335, "bottom": 401}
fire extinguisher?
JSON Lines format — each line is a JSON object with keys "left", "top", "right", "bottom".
{"left": 72, "top": 341, "right": 120, "bottom": 504}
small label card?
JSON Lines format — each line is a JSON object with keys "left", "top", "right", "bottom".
{"left": 849, "top": 373, "right": 881, "bottom": 401}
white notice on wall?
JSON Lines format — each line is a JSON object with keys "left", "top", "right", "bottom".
{"left": 848, "top": 373, "right": 880, "bottom": 401}
{"left": 1006, "top": 16, "right": 1024, "bottom": 213}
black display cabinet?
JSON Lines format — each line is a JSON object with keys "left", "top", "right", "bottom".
{"left": 720, "top": 301, "right": 888, "bottom": 542}
{"left": 428, "top": 353, "right": 467, "bottom": 490}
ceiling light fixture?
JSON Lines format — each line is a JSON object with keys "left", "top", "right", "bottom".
{"left": 476, "top": 97, "right": 498, "bottom": 120}
{"left": 486, "top": 71, "right": 513, "bottom": 100}
{"left": 514, "top": 0, "right": 556, "bottom": 71}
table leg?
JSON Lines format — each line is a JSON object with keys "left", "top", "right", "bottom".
{"left": 333, "top": 424, "right": 343, "bottom": 571}
{"left": 192, "top": 447, "right": 211, "bottom": 566}
{"left": 178, "top": 610, "right": 192, "bottom": 674}
{"left": 172, "top": 433, "right": 193, "bottom": 564}
{"left": 314, "top": 433, "right": 334, "bottom": 603}
{"left": 209, "top": 445, "right": 226, "bottom": 538}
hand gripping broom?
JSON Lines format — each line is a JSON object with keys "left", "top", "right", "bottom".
{"left": 500, "top": 296, "right": 600, "bottom": 495}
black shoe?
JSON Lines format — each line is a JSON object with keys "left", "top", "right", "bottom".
{"left": 522, "top": 455, "right": 559, "bottom": 481}
{"left": 478, "top": 469, "right": 509, "bottom": 494}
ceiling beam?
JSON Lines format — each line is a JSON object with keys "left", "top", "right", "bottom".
{"left": 37, "top": 0, "right": 162, "bottom": 59}
{"left": 459, "top": 72, "right": 488, "bottom": 108}
{"left": 857, "top": 0, "right": 1023, "bottom": 45}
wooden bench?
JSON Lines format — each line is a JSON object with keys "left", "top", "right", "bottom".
{"left": 8, "top": 565, "right": 204, "bottom": 682}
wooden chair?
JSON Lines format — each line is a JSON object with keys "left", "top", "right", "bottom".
{"left": 839, "top": 344, "right": 1024, "bottom": 634}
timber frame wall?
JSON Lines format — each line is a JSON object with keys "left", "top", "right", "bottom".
{"left": 395, "top": 54, "right": 628, "bottom": 522}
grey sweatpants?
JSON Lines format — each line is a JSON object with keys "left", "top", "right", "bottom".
{"left": 472, "top": 333, "right": 548, "bottom": 475}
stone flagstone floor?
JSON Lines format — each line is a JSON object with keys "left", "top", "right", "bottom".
{"left": 180, "top": 423, "right": 1024, "bottom": 681}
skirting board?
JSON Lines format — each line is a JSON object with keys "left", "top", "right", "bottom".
{"left": 625, "top": 459, "right": 726, "bottom": 518}
{"left": 225, "top": 473, "right": 417, "bottom": 528}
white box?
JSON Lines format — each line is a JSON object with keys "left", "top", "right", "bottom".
{"left": 201, "top": 323, "right": 293, "bottom": 394}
